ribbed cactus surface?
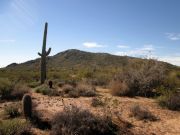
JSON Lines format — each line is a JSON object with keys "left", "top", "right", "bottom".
{"left": 38, "top": 22, "right": 51, "bottom": 84}
{"left": 22, "top": 94, "right": 32, "bottom": 119}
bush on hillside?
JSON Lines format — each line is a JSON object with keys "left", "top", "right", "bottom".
{"left": 62, "top": 84, "right": 75, "bottom": 94}
{"left": 110, "top": 81, "right": 130, "bottom": 96}
{"left": 111, "top": 60, "right": 165, "bottom": 97}
{"left": 62, "top": 83, "right": 96, "bottom": 98}
{"left": 158, "top": 91, "right": 180, "bottom": 111}
{"left": 27, "top": 81, "right": 40, "bottom": 88}
{"left": 11, "top": 83, "right": 30, "bottom": 99}
{"left": 77, "top": 84, "right": 96, "bottom": 97}
{"left": 35, "top": 85, "right": 59, "bottom": 96}
{"left": 0, "top": 78, "right": 13, "bottom": 100}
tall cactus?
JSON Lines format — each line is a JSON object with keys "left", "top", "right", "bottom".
{"left": 38, "top": 22, "right": 51, "bottom": 84}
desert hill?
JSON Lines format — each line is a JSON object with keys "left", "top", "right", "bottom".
{"left": 5, "top": 49, "right": 176, "bottom": 71}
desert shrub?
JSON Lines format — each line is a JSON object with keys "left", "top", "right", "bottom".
{"left": 11, "top": 83, "right": 30, "bottom": 99}
{"left": 35, "top": 85, "right": 59, "bottom": 96}
{"left": 110, "top": 81, "right": 130, "bottom": 96}
{"left": 0, "top": 78, "right": 13, "bottom": 99}
{"left": 77, "top": 84, "right": 96, "bottom": 97}
{"left": 68, "top": 90, "right": 80, "bottom": 98}
{"left": 65, "top": 80, "right": 77, "bottom": 87}
{"left": 29, "top": 110, "right": 51, "bottom": 130}
{"left": 62, "top": 84, "right": 75, "bottom": 94}
{"left": 4, "top": 103, "right": 21, "bottom": 118}
{"left": 62, "top": 84, "right": 96, "bottom": 98}
{"left": 0, "top": 118, "right": 31, "bottom": 135}
{"left": 158, "top": 91, "right": 180, "bottom": 111}
{"left": 51, "top": 106, "right": 118, "bottom": 135}
{"left": 130, "top": 104, "right": 157, "bottom": 121}
{"left": 57, "top": 81, "right": 65, "bottom": 87}
{"left": 35, "top": 85, "right": 51, "bottom": 95}
{"left": 112, "top": 60, "right": 165, "bottom": 97}
{"left": 27, "top": 81, "right": 40, "bottom": 88}
{"left": 91, "top": 97, "right": 105, "bottom": 107}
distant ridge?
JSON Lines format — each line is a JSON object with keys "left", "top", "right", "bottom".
{"left": 5, "top": 49, "right": 176, "bottom": 70}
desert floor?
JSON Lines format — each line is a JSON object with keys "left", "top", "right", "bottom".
{"left": 0, "top": 87, "right": 180, "bottom": 135}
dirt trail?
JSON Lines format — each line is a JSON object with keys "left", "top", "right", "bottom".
{"left": 31, "top": 87, "right": 180, "bottom": 135}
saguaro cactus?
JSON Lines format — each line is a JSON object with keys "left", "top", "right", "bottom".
{"left": 38, "top": 22, "right": 51, "bottom": 84}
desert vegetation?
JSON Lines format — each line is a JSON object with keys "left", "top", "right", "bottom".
{"left": 0, "top": 53, "right": 180, "bottom": 134}
{"left": 0, "top": 24, "right": 180, "bottom": 135}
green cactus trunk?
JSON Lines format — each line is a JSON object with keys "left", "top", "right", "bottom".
{"left": 38, "top": 22, "right": 51, "bottom": 84}
{"left": 22, "top": 94, "right": 32, "bottom": 119}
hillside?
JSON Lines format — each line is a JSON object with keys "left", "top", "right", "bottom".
{"left": 4, "top": 49, "right": 175, "bottom": 70}
{"left": 1, "top": 49, "right": 179, "bottom": 83}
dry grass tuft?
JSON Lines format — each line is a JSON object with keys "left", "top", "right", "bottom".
{"left": 110, "top": 81, "right": 130, "bottom": 96}
{"left": 130, "top": 104, "right": 158, "bottom": 121}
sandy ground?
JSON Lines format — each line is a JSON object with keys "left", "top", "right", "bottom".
{"left": 30, "top": 87, "right": 180, "bottom": 135}
{"left": 0, "top": 87, "right": 179, "bottom": 135}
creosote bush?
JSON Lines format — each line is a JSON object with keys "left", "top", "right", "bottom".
{"left": 111, "top": 60, "right": 165, "bottom": 97}
{"left": 62, "top": 83, "right": 96, "bottom": 98}
{"left": 158, "top": 91, "right": 180, "bottom": 111}
{"left": 28, "top": 81, "right": 40, "bottom": 88}
{"left": 130, "top": 104, "right": 158, "bottom": 121}
{"left": 77, "top": 84, "right": 96, "bottom": 97}
{"left": 35, "top": 84, "right": 59, "bottom": 96}
{"left": 110, "top": 81, "right": 130, "bottom": 96}
{"left": 0, "top": 118, "right": 31, "bottom": 135}
{"left": 0, "top": 78, "right": 13, "bottom": 99}
{"left": 4, "top": 103, "right": 21, "bottom": 118}
{"left": 91, "top": 97, "right": 105, "bottom": 107}
{"left": 0, "top": 78, "right": 30, "bottom": 100}
{"left": 11, "top": 83, "right": 30, "bottom": 99}
{"left": 51, "top": 105, "right": 118, "bottom": 135}
{"left": 62, "top": 84, "right": 75, "bottom": 94}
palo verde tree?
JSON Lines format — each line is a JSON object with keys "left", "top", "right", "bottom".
{"left": 38, "top": 22, "right": 51, "bottom": 84}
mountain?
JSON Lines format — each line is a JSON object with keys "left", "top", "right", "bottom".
{"left": 4, "top": 49, "right": 131, "bottom": 70}
{"left": 1, "top": 49, "right": 179, "bottom": 83}
{"left": 4, "top": 49, "right": 177, "bottom": 71}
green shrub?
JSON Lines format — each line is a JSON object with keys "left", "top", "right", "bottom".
{"left": 77, "top": 84, "right": 96, "bottom": 97}
{"left": 11, "top": 83, "right": 30, "bottom": 99}
{"left": 4, "top": 103, "right": 21, "bottom": 118}
{"left": 62, "top": 84, "right": 75, "bottom": 94}
{"left": 35, "top": 85, "right": 51, "bottom": 95}
{"left": 68, "top": 90, "right": 80, "bottom": 98}
{"left": 158, "top": 91, "right": 180, "bottom": 111}
{"left": 0, "top": 119, "right": 31, "bottom": 135}
{"left": 51, "top": 106, "right": 118, "bottom": 135}
{"left": 91, "top": 97, "right": 105, "bottom": 107}
{"left": 113, "top": 60, "right": 165, "bottom": 97}
{"left": 0, "top": 78, "right": 13, "bottom": 100}
{"left": 35, "top": 85, "right": 59, "bottom": 96}
{"left": 27, "top": 81, "right": 40, "bottom": 88}
{"left": 130, "top": 104, "right": 158, "bottom": 121}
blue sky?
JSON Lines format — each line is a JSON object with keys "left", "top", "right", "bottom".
{"left": 0, "top": 0, "right": 180, "bottom": 67}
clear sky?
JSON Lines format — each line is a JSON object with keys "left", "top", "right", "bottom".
{"left": 0, "top": 0, "right": 180, "bottom": 67}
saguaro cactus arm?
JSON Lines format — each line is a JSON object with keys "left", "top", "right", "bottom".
{"left": 46, "top": 47, "right": 51, "bottom": 56}
{"left": 38, "top": 52, "right": 42, "bottom": 56}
